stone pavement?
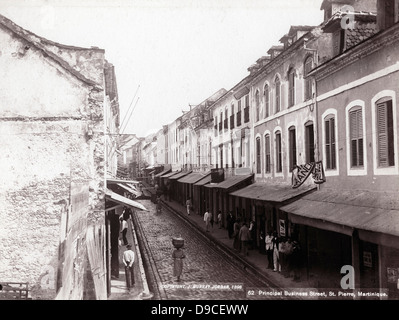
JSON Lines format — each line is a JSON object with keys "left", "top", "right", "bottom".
{"left": 108, "top": 215, "right": 153, "bottom": 300}
{"left": 159, "top": 197, "right": 316, "bottom": 292}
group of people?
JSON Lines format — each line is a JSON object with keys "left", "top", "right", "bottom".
{"left": 265, "top": 232, "right": 302, "bottom": 282}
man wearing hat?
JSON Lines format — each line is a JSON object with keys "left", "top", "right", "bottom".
{"left": 123, "top": 244, "right": 135, "bottom": 290}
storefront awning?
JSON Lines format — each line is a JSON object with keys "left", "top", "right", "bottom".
{"left": 105, "top": 189, "right": 147, "bottom": 211}
{"left": 148, "top": 170, "right": 155, "bottom": 175}
{"left": 205, "top": 174, "right": 253, "bottom": 190}
{"left": 106, "top": 178, "right": 140, "bottom": 184}
{"left": 229, "top": 182, "right": 316, "bottom": 203}
{"left": 169, "top": 171, "right": 192, "bottom": 181}
{"left": 178, "top": 172, "right": 210, "bottom": 184}
{"left": 194, "top": 174, "right": 212, "bottom": 186}
{"left": 116, "top": 183, "right": 141, "bottom": 197}
{"left": 280, "top": 189, "right": 399, "bottom": 246}
{"left": 155, "top": 168, "right": 172, "bottom": 178}
{"left": 160, "top": 171, "right": 180, "bottom": 179}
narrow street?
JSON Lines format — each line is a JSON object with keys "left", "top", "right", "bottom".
{"left": 133, "top": 199, "right": 281, "bottom": 300}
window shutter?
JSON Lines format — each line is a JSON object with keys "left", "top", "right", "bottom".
{"left": 331, "top": 118, "right": 336, "bottom": 169}
{"left": 377, "top": 102, "right": 388, "bottom": 166}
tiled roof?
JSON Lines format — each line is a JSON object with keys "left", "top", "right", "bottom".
{"left": 346, "top": 21, "right": 378, "bottom": 49}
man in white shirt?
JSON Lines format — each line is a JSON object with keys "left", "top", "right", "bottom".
{"left": 123, "top": 244, "right": 135, "bottom": 290}
{"left": 203, "top": 210, "right": 211, "bottom": 232}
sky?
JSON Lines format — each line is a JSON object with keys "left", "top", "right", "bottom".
{"left": 0, "top": 0, "right": 324, "bottom": 137}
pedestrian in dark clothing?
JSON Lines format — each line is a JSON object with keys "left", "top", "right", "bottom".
{"left": 265, "top": 232, "right": 274, "bottom": 269}
{"left": 209, "top": 212, "right": 214, "bottom": 229}
{"left": 233, "top": 218, "right": 241, "bottom": 251}
{"left": 239, "top": 222, "right": 251, "bottom": 256}
{"left": 123, "top": 244, "right": 135, "bottom": 290}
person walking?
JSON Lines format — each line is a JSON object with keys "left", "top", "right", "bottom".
{"left": 186, "top": 198, "right": 192, "bottom": 216}
{"left": 217, "top": 211, "right": 222, "bottom": 229}
{"left": 272, "top": 232, "right": 281, "bottom": 272}
{"left": 209, "top": 212, "right": 214, "bottom": 230}
{"left": 172, "top": 247, "right": 186, "bottom": 282}
{"left": 233, "top": 218, "right": 241, "bottom": 251}
{"left": 120, "top": 215, "right": 129, "bottom": 246}
{"left": 239, "top": 222, "right": 251, "bottom": 256}
{"left": 204, "top": 209, "right": 211, "bottom": 232}
{"left": 123, "top": 244, "right": 135, "bottom": 290}
{"left": 227, "top": 211, "right": 235, "bottom": 239}
{"left": 265, "top": 231, "right": 274, "bottom": 269}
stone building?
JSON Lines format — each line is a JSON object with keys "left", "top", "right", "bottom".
{"left": 0, "top": 14, "right": 119, "bottom": 299}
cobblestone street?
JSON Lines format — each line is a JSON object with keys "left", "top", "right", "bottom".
{"left": 134, "top": 200, "right": 278, "bottom": 300}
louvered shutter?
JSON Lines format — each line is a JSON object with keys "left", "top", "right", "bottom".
{"left": 331, "top": 118, "right": 336, "bottom": 169}
{"left": 350, "top": 108, "right": 363, "bottom": 167}
{"left": 377, "top": 102, "right": 388, "bottom": 167}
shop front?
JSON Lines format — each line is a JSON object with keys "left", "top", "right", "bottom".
{"left": 177, "top": 172, "right": 211, "bottom": 215}
{"left": 281, "top": 188, "right": 399, "bottom": 298}
{"left": 193, "top": 174, "right": 212, "bottom": 216}
{"left": 205, "top": 174, "right": 254, "bottom": 226}
{"left": 229, "top": 182, "right": 316, "bottom": 255}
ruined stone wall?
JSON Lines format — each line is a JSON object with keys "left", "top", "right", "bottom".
{"left": 0, "top": 25, "right": 107, "bottom": 299}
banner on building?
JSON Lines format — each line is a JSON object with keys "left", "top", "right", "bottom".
{"left": 291, "top": 161, "right": 326, "bottom": 189}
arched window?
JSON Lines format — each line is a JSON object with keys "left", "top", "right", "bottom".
{"left": 230, "top": 103, "right": 235, "bottom": 129}
{"left": 256, "top": 137, "right": 261, "bottom": 174}
{"left": 288, "top": 126, "right": 297, "bottom": 171}
{"left": 305, "top": 121, "right": 315, "bottom": 163}
{"left": 288, "top": 68, "right": 295, "bottom": 107}
{"left": 324, "top": 115, "right": 336, "bottom": 169}
{"left": 265, "top": 134, "right": 271, "bottom": 173}
{"left": 304, "top": 56, "right": 313, "bottom": 101}
{"left": 275, "top": 131, "right": 282, "bottom": 173}
{"left": 349, "top": 106, "right": 364, "bottom": 168}
{"left": 264, "top": 84, "right": 270, "bottom": 118}
{"left": 376, "top": 97, "right": 395, "bottom": 167}
{"left": 275, "top": 75, "right": 281, "bottom": 113}
{"left": 255, "top": 90, "right": 261, "bottom": 122}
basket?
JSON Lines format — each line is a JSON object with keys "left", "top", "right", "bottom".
{"left": 172, "top": 237, "right": 184, "bottom": 248}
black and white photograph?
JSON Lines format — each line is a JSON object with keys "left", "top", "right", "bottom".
{"left": 0, "top": 0, "right": 398, "bottom": 308}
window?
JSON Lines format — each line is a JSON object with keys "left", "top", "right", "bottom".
{"left": 275, "top": 131, "right": 282, "bottom": 173}
{"left": 304, "top": 57, "right": 313, "bottom": 101}
{"left": 376, "top": 98, "right": 395, "bottom": 167}
{"left": 255, "top": 90, "right": 260, "bottom": 122}
{"left": 230, "top": 103, "right": 235, "bottom": 129}
{"left": 275, "top": 76, "right": 281, "bottom": 113}
{"left": 265, "top": 134, "right": 271, "bottom": 173}
{"left": 349, "top": 107, "right": 364, "bottom": 168}
{"left": 224, "top": 108, "right": 228, "bottom": 131}
{"left": 305, "top": 122, "right": 315, "bottom": 163}
{"left": 256, "top": 137, "right": 261, "bottom": 174}
{"left": 244, "top": 94, "right": 250, "bottom": 123}
{"left": 325, "top": 116, "right": 336, "bottom": 170}
{"left": 289, "top": 126, "right": 297, "bottom": 171}
{"left": 288, "top": 68, "right": 295, "bottom": 107}
{"left": 237, "top": 100, "right": 242, "bottom": 127}
{"left": 264, "top": 84, "right": 270, "bottom": 118}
